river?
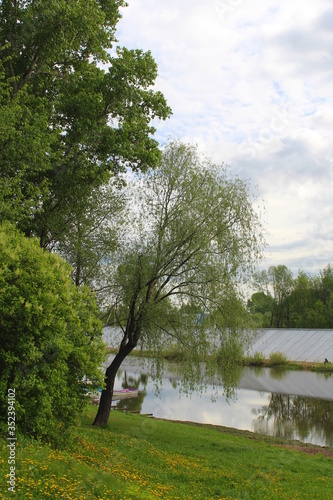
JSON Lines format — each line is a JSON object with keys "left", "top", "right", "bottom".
{"left": 105, "top": 355, "right": 333, "bottom": 447}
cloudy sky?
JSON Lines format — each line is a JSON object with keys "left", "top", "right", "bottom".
{"left": 115, "top": 0, "right": 333, "bottom": 276}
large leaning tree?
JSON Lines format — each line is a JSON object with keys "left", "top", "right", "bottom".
{"left": 93, "top": 141, "right": 265, "bottom": 426}
{"left": 0, "top": 0, "right": 171, "bottom": 248}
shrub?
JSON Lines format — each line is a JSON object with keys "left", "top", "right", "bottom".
{"left": 269, "top": 351, "right": 288, "bottom": 366}
{"left": 0, "top": 223, "right": 105, "bottom": 445}
{"left": 252, "top": 351, "right": 266, "bottom": 365}
{"left": 243, "top": 351, "right": 265, "bottom": 366}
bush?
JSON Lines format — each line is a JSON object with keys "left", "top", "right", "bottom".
{"left": 269, "top": 351, "right": 288, "bottom": 366}
{"left": 243, "top": 351, "right": 265, "bottom": 366}
{"left": 0, "top": 223, "right": 105, "bottom": 445}
{"left": 252, "top": 351, "right": 266, "bottom": 365}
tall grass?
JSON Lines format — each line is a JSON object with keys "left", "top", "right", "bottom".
{"left": 269, "top": 351, "right": 288, "bottom": 366}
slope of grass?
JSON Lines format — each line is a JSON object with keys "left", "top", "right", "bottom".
{"left": 1, "top": 405, "right": 332, "bottom": 499}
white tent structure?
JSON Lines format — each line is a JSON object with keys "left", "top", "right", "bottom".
{"left": 247, "top": 329, "right": 333, "bottom": 363}
{"left": 104, "top": 326, "right": 333, "bottom": 363}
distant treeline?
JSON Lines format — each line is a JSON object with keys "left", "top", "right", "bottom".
{"left": 247, "top": 264, "right": 333, "bottom": 329}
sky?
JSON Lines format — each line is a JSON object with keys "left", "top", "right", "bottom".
{"left": 114, "top": 0, "right": 333, "bottom": 276}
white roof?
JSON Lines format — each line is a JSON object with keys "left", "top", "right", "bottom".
{"left": 247, "top": 329, "right": 333, "bottom": 363}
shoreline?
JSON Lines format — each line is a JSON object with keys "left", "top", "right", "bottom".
{"left": 126, "top": 411, "right": 333, "bottom": 458}
{"left": 105, "top": 346, "right": 333, "bottom": 373}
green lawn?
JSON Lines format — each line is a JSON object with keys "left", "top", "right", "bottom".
{"left": 1, "top": 406, "right": 332, "bottom": 499}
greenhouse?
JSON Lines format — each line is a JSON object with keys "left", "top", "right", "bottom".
{"left": 247, "top": 329, "right": 333, "bottom": 363}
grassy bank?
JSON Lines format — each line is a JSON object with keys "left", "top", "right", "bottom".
{"left": 106, "top": 346, "right": 333, "bottom": 373}
{"left": 1, "top": 405, "right": 332, "bottom": 499}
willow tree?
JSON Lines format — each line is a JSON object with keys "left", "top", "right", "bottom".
{"left": 93, "top": 141, "right": 264, "bottom": 426}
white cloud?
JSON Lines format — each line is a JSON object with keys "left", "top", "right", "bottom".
{"left": 116, "top": 0, "right": 333, "bottom": 275}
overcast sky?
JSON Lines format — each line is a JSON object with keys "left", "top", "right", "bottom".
{"left": 115, "top": 0, "right": 333, "bottom": 276}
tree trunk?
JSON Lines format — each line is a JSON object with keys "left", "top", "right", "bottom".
{"left": 75, "top": 225, "right": 82, "bottom": 287}
{"left": 92, "top": 341, "right": 135, "bottom": 426}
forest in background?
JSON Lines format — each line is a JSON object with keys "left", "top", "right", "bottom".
{"left": 248, "top": 264, "right": 333, "bottom": 328}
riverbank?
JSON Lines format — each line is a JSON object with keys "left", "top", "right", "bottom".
{"left": 1, "top": 405, "right": 332, "bottom": 499}
{"left": 105, "top": 346, "right": 333, "bottom": 373}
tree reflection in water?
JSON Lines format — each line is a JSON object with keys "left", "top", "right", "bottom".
{"left": 113, "top": 372, "right": 148, "bottom": 413}
{"left": 109, "top": 363, "right": 333, "bottom": 447}
{"left": 253, "top": 394, "right": 333, "bottom": 446}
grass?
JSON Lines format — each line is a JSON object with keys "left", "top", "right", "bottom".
{"left": 1, "top": 405, "right": 332, "bottom": 499}
{"left": 106, "top": 345, "right": 333, "bottom": 373}
{"left": 243, "top": 355, "right": 333, "bottom": 373}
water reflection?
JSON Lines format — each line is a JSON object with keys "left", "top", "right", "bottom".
{"left": 114, "top": 373, "right": 148, "bottom": 413}
{"left": 268, "top": 368, "right": 288, "bottom": 381}
{"left": 110, "top": 358, "right": 333, "bottom": 447}
{"left": 253, "top": 394, "right": 333, "bottom": 447}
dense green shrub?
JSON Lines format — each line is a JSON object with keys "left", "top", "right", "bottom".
{"left": 0, "top": 223, "right": 105, "bottom": 444}
{"left": 243, "top": 351, "right": 266, "bottom": 366}
{"left": 269, "top": 351, "right": 288, "bottom": 366}
{"left": 251, "top": 351, "right": 266, "bottom": 366}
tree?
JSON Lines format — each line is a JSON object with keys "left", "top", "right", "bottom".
{"left": 0, "top": 222, "right": 105, "bottom": 444}
{"left": 318, "top": 265, "right": 333, "bottom": 305}
{"left": 250, "top": 265, "right": 293, "bottom": 327}
{"left": 247, "top": 291, "right": 275, "bottom": 327}
{"left": 250, "top": 269, "right": 275, "bottom": 326}
{"left": 249, "top": 264, "right": 333, "bottom": 328}
{"left": 289, "top": 271, "right": 315, "bottom": 328}
{"left": 268, "top": 265, "right": 293, "bottom": 327}
{"left": 306, "top": 265, "right": 333, "bottom": 328}
{"left": 56, "top": 178, "right": 126, "bottom": 291}
{"left": 0, "top": 0, "right": 171, "bottom": 247}
{"left": 93, "top": 141, "right": 264, "bottom": 426}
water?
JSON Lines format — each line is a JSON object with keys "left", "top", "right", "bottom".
{"left": 106, "top": 356, "right": 333, "bottom": 447}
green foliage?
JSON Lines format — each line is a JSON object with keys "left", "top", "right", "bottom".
{"left": 0, "top": 0, "right": 171, "bottom": 246}
{"left": 110, "top": 141, "right": 263, "bottom": 332}
{"left": 56, "top": 180, "right": 126, "bottom": 290}
{"left": 249, "top": 264, "right": 333, "bottom": 328}
{"left": 247, "top": 291, "right": 275, "bottom": 327}
{"left": 97, "top": 141, "right": 264, "bottom": 415}
{"left": 251, "top": 266, "right": 293, "bottom": 328}
{"left": 269, "top": 352, "right": 288, "bottom": 366}
{"left": 0, "top": 223, "right": 105, "bottom": 444}
{"left": 245, "top": 351, "right": 266, "bottom": 366}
